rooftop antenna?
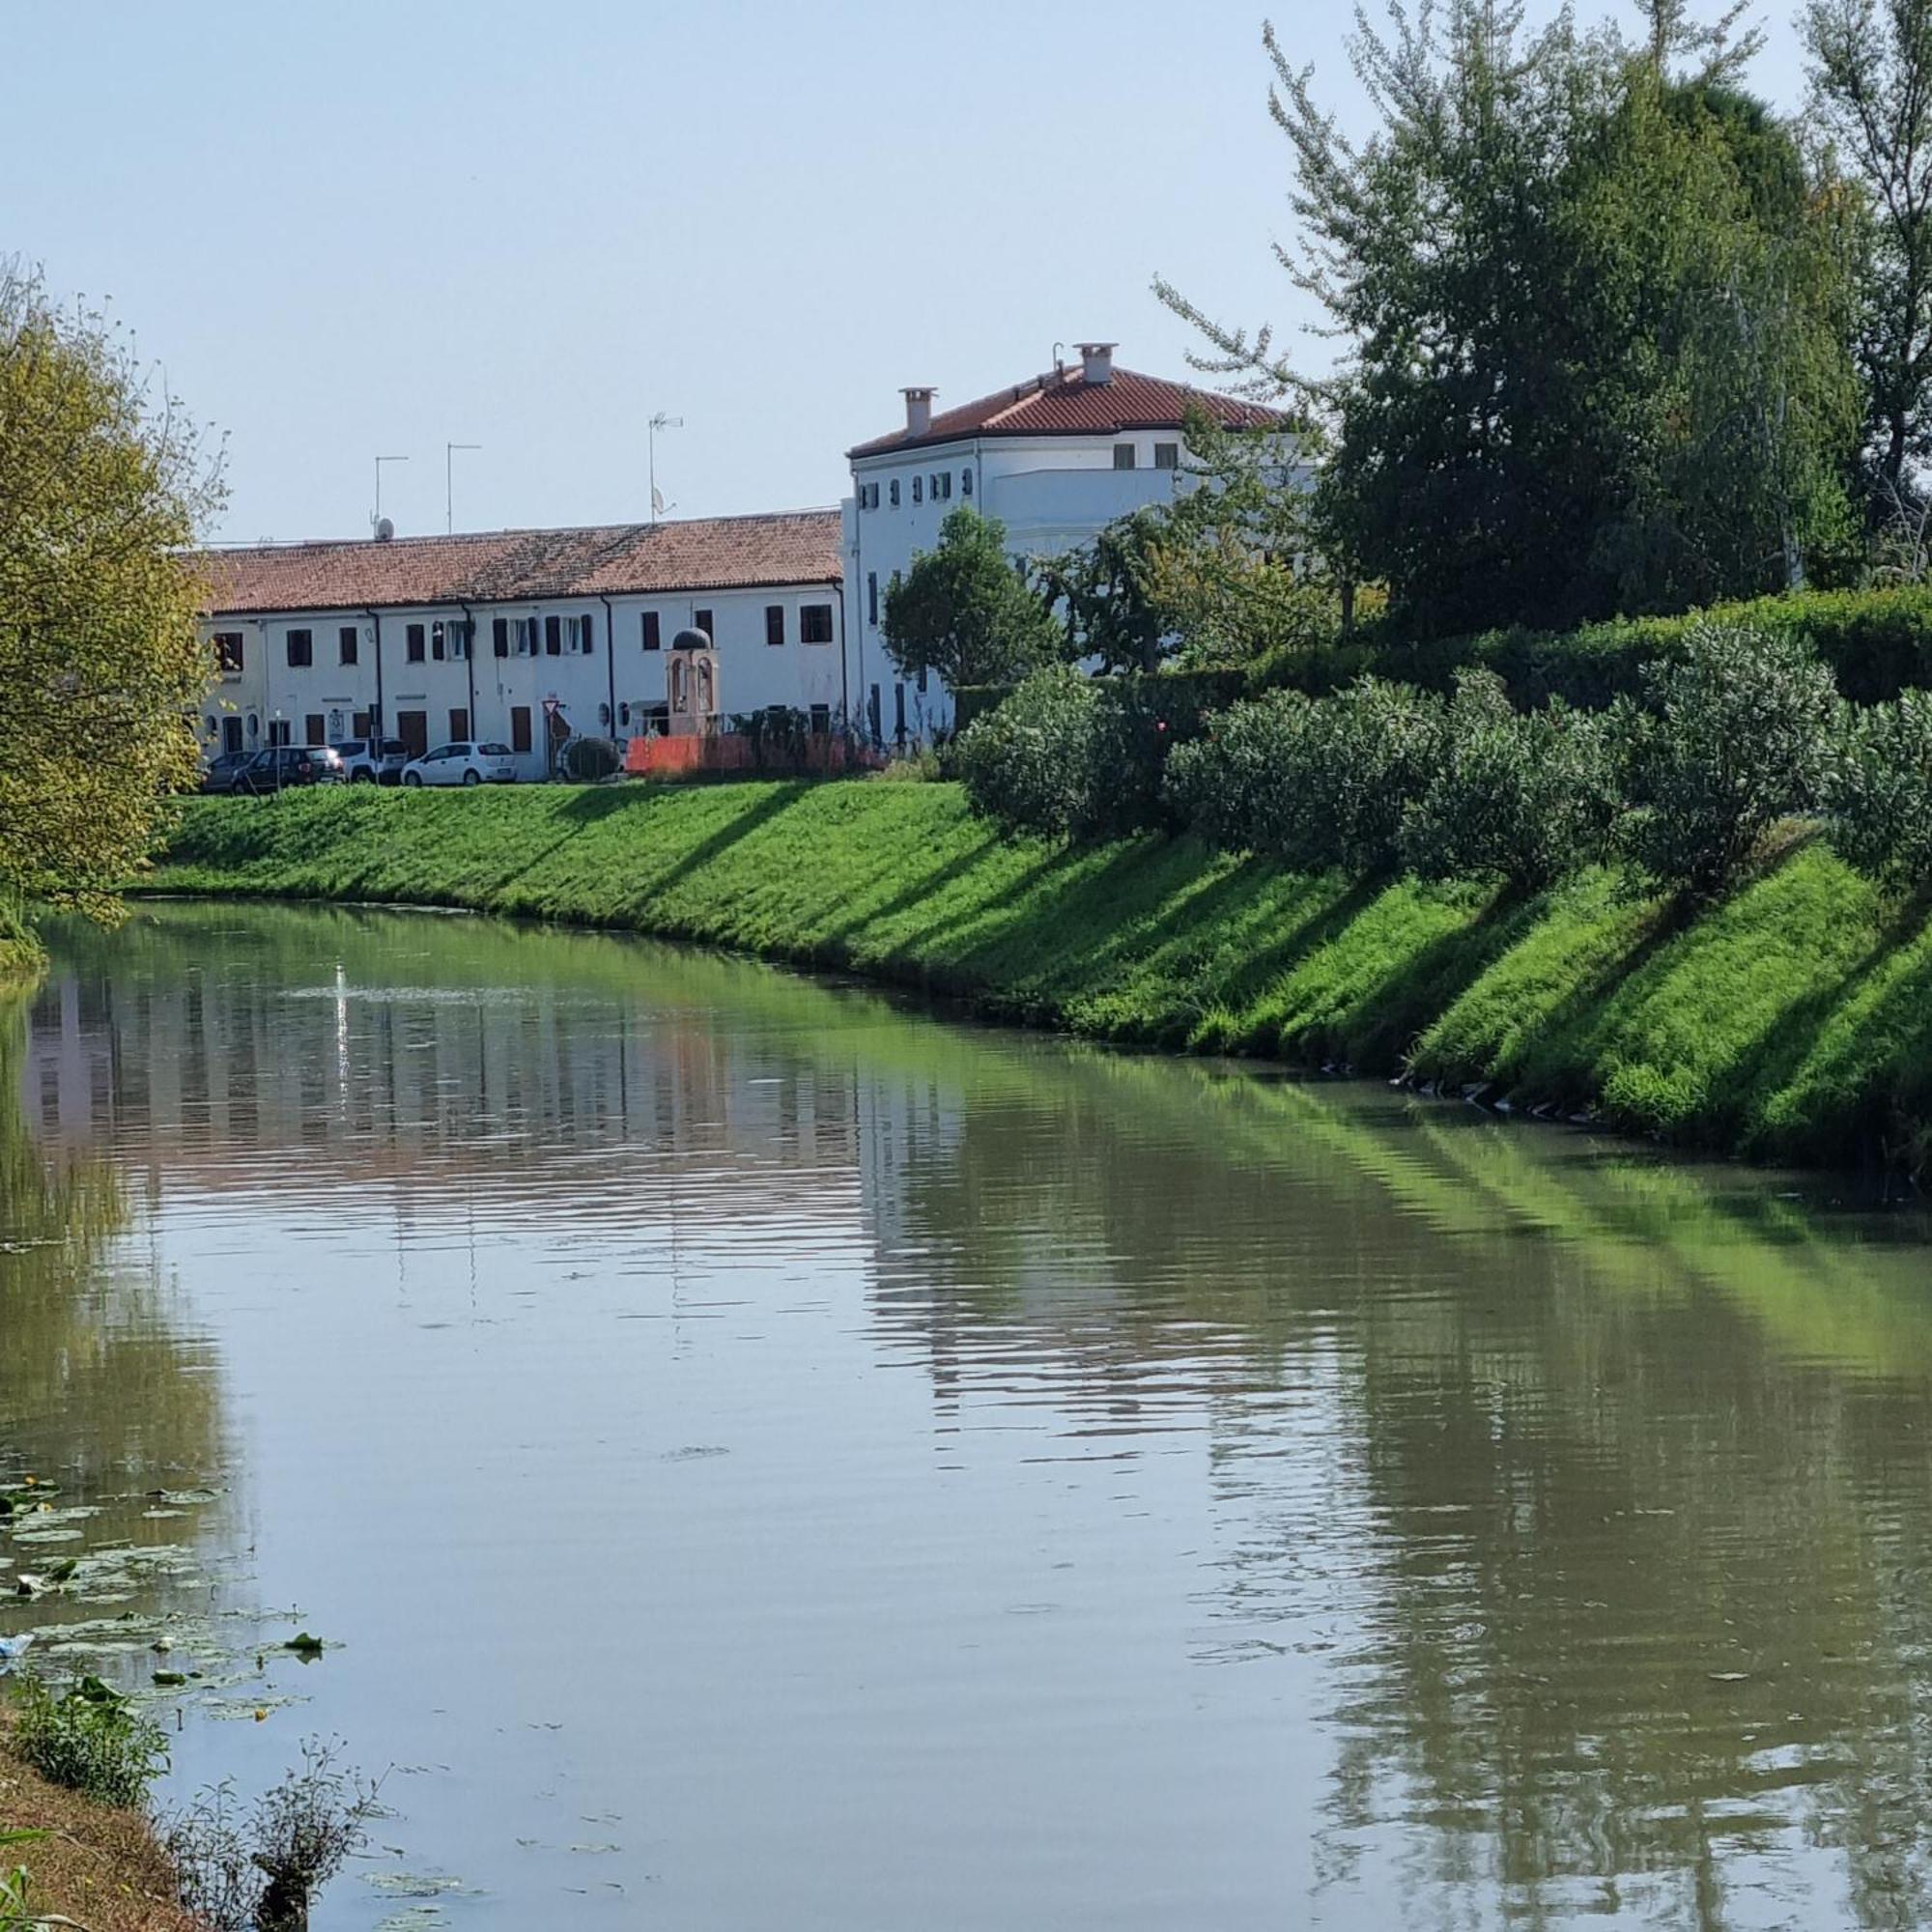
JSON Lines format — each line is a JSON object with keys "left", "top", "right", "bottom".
{"left": 648, "top": 412, "right": 683, "bottom": 523}
{"left": 445, "top": 441, "right": 481, "bottom": 535}
{"left": 373, "top": 454, "right": 409, "bottom": 535}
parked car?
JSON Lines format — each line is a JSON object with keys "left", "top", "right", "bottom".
{"left": 198, "top": 750, "right": 260, "bottom": 796}
{"left": 237, "top": 746, "right": 346, "bottom": 794}
{"left": 331, "top": 738, "right": 412, "bottom": 784}
{"left": 400, "top": 742, "right": 518, "bottom": 787}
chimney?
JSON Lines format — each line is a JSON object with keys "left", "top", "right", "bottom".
{"left": 902, "top": 386, "right": 936, "bottom": 438}
{"left": 1078, "top": 342, "right": 1117, "bottom": 386}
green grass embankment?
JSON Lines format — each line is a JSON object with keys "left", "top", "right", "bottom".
{"left": 150, "top": 782, "right": 1932, "bottom": 1171}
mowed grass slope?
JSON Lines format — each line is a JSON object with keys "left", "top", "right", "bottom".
{"left": 153, "top": 783, "right": 1932, "bottom": 1169}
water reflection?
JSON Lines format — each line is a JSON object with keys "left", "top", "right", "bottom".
{"left": 13, "top": 900, "right": 1932, "bottom": 1930}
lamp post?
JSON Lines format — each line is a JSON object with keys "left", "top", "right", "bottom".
{"left": 648, "top": 413, "right": 683, "bottom": 523}
{"left": 445, "top": 442, "right": 481, "bottom": 535}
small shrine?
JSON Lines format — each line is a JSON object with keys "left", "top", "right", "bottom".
{"left": 667, "top": 627, "right": 720, "bottom": 736}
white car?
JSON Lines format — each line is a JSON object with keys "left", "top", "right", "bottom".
{"left": 399, "top": 741, "right": 519, "bottom": 787}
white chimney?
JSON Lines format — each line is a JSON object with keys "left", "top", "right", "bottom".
{"left": 1078, "top": 342, "right": 1117, "bottom": 386}
{"left": 902, "top": 386, "right": 936, "bottom": 437}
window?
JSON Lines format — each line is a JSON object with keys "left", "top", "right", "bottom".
{"left": 567, "top": 614, "right": 595, "bottom": 655}
{"left": 431, "top": 621, "right": 446, "bottom": 662}
{"left": 268, "top": 719, "right": 292, "bottom": 747}
{"left": 1114, "top": 443, "right": 1137, "bottom": 469}
{"left": 338, "top": 625, "right": 359, "bottom": 666}
{"left": 858, "top": 482, "right": 878, "bottom": 511}
{"left": 912, "top": 474, "right": 923, "bottom": 504}
{"left": 641, "top": 611, "right": 661, "bottom": 650}
{"left": 545, "top": 615, "right": 561, "bottom": 656}
{"left": 406, "top": 623, "right": 426, "bottom": 663}
{"left": 493, "top": 617, "right": 510, "bottom": 658}
{"left": 765, "top": 605, "right": 785, "bottom": 648}
{"left": 450, "top": 620, "right": 471, "bottom": 660}
{"left": 932, "top": 471, "right": 951, "bottom": 500}
{"left": 810, "top": 703, "right": 831, "bottom": 736}
{"left": 305, "top": 713, "right": 327, "bottom": 746}
{"left": 449, "top": 708, "right": 469, "bottom": 742}
{"left": 695, "top": 608, "right": 715, "bottom": 642}
{"left": 894, "top": 682, "right": 906, "bottom": 740}
{"left": 961, "top": 469, "right": 973, "bottom": 497}
{"left": 202, "top": 714, "right": 217, "bottom": 740}
{"left": 801, "top": 604, "right": 834, "bottom": 644}
{"left": 867, "top": 573, "right": 878, "bottom": 627}
{"left": 214, "top": 632, "right": 244, "bottom": 674}
{"left": 514, "top": 617, "right": 538, "bottom": 656}
{"left": 890, "top": 479, "right": 900, "bottom": 508}
{"left": 917, "top": 664, "right": 928, "bottom": 694}
{"left": 510, "top": 705, "right": 532, "bottom": 754}
{"left": 1153, "top": 442, "right": 1179, "bottom": 470}
{"left": 286, "top": 628, "right": 313, "bottom": 668}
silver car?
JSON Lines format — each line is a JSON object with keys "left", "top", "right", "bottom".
{"left": 331, "top": 738, "right": 412, "bottom": 784}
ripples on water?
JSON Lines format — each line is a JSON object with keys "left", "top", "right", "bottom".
{"left": 3, "top": 902, "right": 1932, "bottom": 1928}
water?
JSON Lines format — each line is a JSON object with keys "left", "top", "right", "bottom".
{"left": 6, "top": 901, "right": 1932, "bottom": 1929}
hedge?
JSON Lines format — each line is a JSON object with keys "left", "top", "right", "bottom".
{"left": 1252, "top": 586, "right": 1932, "bottom": 709}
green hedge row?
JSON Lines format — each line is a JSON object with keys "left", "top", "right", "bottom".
{"left": 1253, "top": 587, "right": 1932, "bottom": 709}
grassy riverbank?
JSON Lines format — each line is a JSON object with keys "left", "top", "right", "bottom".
{"left": 150, "top": 783, "right": 1932, "bottom": 1171}
{"left": 0, "top": 1717, "right": 198, "bottom": 1932}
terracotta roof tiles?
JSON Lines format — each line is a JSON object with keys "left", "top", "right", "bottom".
{"left": 194, "top": 510, "right": 842, "bottom": 616}
{"left": 848, "top": 364, "right": 1286, "bottom": 459}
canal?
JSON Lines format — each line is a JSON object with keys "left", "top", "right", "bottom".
{"left": 5, "top": 899, "right": 1932, "bottom": 1929}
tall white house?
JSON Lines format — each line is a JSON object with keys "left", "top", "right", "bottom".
{"left": 194, "top": 510, "right": 844, "bottom": 779}
{"left": 841, "top": 342, "right": 1287, "bottom": 738}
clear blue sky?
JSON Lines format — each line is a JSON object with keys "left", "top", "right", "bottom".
{"left": 7, "top": 0, "right": 1811, "bottom": 545}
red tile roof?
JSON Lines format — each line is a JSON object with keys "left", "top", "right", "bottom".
{"left": 194, "top": 509, "right": 843, "bottom": 616}
{"left": 848, "top": 364, "right": 1287, "bottom": 459}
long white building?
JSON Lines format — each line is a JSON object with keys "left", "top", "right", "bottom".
{"left": 195, "top": 510, "right": 845, "bottom": 779}
{"left": 194, "top": 340, "right": 1286, "bottom": 765}
{"left": 840, "top": 342, "right": 1286, "bottom": 737}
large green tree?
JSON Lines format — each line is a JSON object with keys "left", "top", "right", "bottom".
{"left": 0, "top": 265, "right": 220, "bottom": 923}
{"left": 1803, "top": 0, "right": 1932, "bottom": 509}
{"left": 881, "top": 506, "right": 1064, "bottom": 688}
{"left": 1159, "top": 0, "right": 1861, "bottom": 634}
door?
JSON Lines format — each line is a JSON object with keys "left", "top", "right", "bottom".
{"left": 305, "top": 714, "right": 326, "bottom": 747}
{"left": 510, "top": 706, "right": 532, "bottom": 754}
{"left": 396, "top": 711, "right": 429, "bottom": 760}
{"left": 449, "top": 708, "right": 469, "bottom": 744}
{"left": 222, "top": 717, "right": 243, "bottom": 755}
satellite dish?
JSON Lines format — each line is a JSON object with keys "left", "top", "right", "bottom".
{"left": 374, "top": 517, "right": 395, "bottom": 542}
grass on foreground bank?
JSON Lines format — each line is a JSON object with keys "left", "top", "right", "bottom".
{"left": 151, "top": 781, "right": 1932, "bottom": 1170}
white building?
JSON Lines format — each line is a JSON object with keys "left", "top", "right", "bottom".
{"left": 841, "top": 342, "right": 1288, "bottom": 738}
{"left": 195, "top": 510, "right": 845, "bottom": 780}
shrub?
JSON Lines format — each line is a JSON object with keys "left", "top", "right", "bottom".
{"left": 1166, "top": 677, "right": 1445, "bottom": 873}
{"left": 166, "top": 1739, "right": 382, "bottom": 1932}
{"left": 1400, "top": 670, "right": 1618, "bottom": 888}
{"left": 9, "top": 1672, "right": 168, "bottom": 1809}
{"left": 1613, "top": 621, "right": 1839, "bottom": 896}
{"left": 1822, "top": 689, "right": 1932, "bottom": 887}
{"left": 562, "top": 735, "right": 622, "bottom": 781}
{"left": 954, "top": 667, "right": 1102, "bottom": 837}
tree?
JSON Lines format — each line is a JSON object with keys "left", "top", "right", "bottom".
{"left": 0, "top": 264, "right": 221, "bottom": 923}
{"left": 880, "top": 507, "right": 1064, "bottom": 688}
{"left": 1804, "top": 0, "right": 1932, "bottom": 505}
{"left": 1156, "top": 1, "right": 1861, "bottom": 633}
{"left": 1042, "top": 409, "right": 1339, "bottom": 670}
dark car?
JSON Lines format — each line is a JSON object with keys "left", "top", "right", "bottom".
{"left": 199, "top": 751, "right": 261, "bottom": 796}
{"left": 237, "top": 746, "right": 346, "bottom": 794}
{"left": 331, "top": 738, "right": 412, "bottom": 784}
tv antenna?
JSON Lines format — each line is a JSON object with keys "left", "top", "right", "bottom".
{"left": 373, "top": 454, "right": 409, "bottom": 534}
{"left": 648, "top": 412, "right": 683, "bottom": 523}
{"left": 445, "top": 442, "right": 482, "bottom": 535}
